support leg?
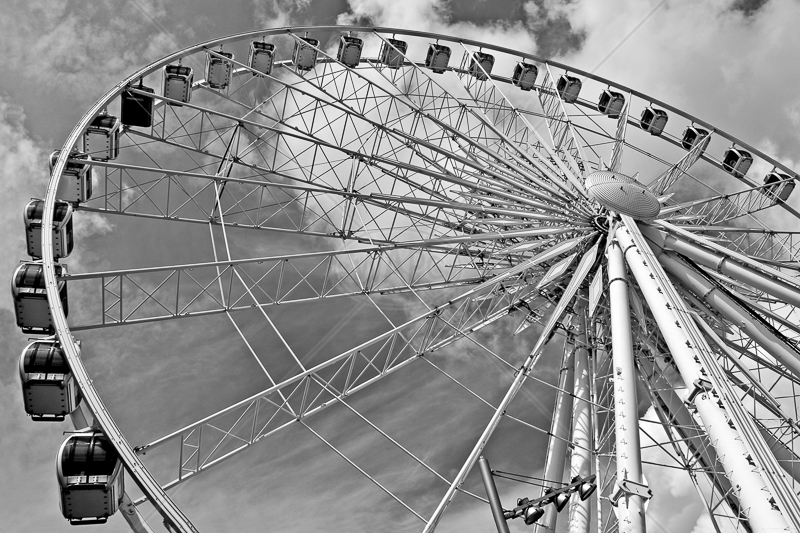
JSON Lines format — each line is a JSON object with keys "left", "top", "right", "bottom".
{"left": 537, "top": 338, "right": 575, "bottom": 532}
{"left": 478, "top": 456, "right": 511, "bottom": 533}
{"left": 615, "top": 222, "right": 789, "bottom": 533}
{"left": 608, "top": 240, "right": 647, "bottom": 533}
{"left": 569, "top": 304, "right": 592, "bottom": 533}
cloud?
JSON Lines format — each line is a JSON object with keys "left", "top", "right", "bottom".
{"left": 0, "top": 92, "right": 116, "bottom": 303}
{"left": 0, "top": 0, "right": 198, "bottom": 147}
{"left": 253, "top": 0, "right": 314, "bottom": 28}
{"left": 0, "top": 1, "right": 183, "bottom": 98}
{"left": 0, "top": 95, "right": 49, "bottom": 313}
{"left": 4, "top": 2, "right": 799, "bottom": 532}
{"left": 534, "top": 0, "right": 800, "bottom": 163}
{"left": 337, "top": 0, "right": 539, "bottom": 54}
{"left": 689, "top": 511, "right": 715, "bottom": 533}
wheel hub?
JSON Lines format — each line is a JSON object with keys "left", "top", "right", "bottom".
{"left": 585, "top": 170, "right": 661, "bottom": 220}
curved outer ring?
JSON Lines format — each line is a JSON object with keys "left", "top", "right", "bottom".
{"left": 42, "top": 24, "right": 800, "bottom": 532}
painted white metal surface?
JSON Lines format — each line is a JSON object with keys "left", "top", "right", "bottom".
{"left": 422, "top": 243, "right": 599, "bottom": 533}
{"left": 616, "top": 222, "right": 791, "bottom": 532}
{"left": 568, "top": 306, "right": 592, "bottom": 533}
{"left": 538, "top": 341, "right": 575, "bottom": 531}
{"left": 608, "top": 241, "right": 647, "bottom": 533}
{"left": 657, "top": 251, "right": 800, "bottom": 377}
{"left": 30, "top": 22, "right": 800, "bottom": 533}
{"left": 695, "top": 393, "right": 789, "bottom": 533}
{"left": 642, "top": 224, "right": 800, "bottom": 307}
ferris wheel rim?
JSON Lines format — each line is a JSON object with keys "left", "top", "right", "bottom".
{"left": 37, "top": 24, "right": 800, "bottom": 533}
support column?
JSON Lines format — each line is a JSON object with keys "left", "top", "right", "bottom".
{"left": 537, "top": 340, "right": 575, "bottom": 532}
{"left": 656, "top": 250, "right": 800, "bottom": 377}
{"left": 569, "top": 305, "right": 592, "bottom": 533}
{"left": 637, "top": 356, "right": 745, "bottom": 524}
{"left": 607, "top": 241, "right": 647, "bottom": 533}
{"left": 478, "top": 456, "right": 511, "bottom": 533}
{"left": 616, "top": 223, "right": 789, "bottom": 533}
{"left": 641, "top": 224, "right": 800, "bottom": 308}
{"left": 693, "top": 392, "right": 786, "bottom": 530}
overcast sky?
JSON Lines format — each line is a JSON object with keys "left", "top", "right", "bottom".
{"left": 2, "top": 1, "right": 800, "bottom": 532}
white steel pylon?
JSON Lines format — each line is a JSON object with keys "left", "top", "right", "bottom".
{"left": 30, "top": 24, "right": 800, "bottom": 533}
{"left": 537, "top": 336, "right": 575, "bottom": 531}
{"left": 607, "top": 238, "right": 648, "bottom": 533}
{"left": 616, "top": 219, "right": 791, "bottom": 533}
{"left": 568, "top": 301, "right": 592, "bottom": 533}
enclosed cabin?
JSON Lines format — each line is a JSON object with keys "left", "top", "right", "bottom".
{"left": 82, "top": 113, "right": 120, "bottom": 161}
{"left": 762, "top": 172, "right": 796, "bottom": 202}
{"left": 680, "top": 125, "right": 710, "bottom": 153}
{"left": 469, "top": 51, "right": 494, "bottom": 81}
{"left": 722, "top": 147, "right": 753, "bottom": 177}
{"left": 49, "top": 149, "right": 93, "bottom": 205}
{"left": 24, "top": 199, "right": 73, "bottom": 260}
{"left": 205, "top": 50, "right": 233, "bottom": 90}
{"left": 163, "top": 64, "right": 193, "bottom": 105}
{"left": 19, "top": 339, "right": 80, "bottom": 421}
{"left": 293, "top": 36, "right": 320, "bottom": 71}
{"left": 512, "top": 62, "right": 538, "bottom": 91}
{"left": 57, "top": 433, "right": 123, "bottom": 525}
{"left": 379, "top": 38, "right": 407, "bottom": 68}
{"left": 337, "top": 35, "right": 363, "bottom": 68}
{"left": 248, "top": 41, "right": 275, "bottom": 76}
{"left": 640, "top": 107, "right": 668, "bottom": 136}
{"left": 425, "top": 43, "right": 451, "bottom": 74}
{"left": 12, "top": 262, "right": 68, "bottom": 334}
{"left": 120, "top": 81, "right": 154, "bottom": 128}
{"left": 598, "top": 89, "right": 625, "bottom": 118}
{"left": 556, "top": 75, "right": 582, "bottom": 103}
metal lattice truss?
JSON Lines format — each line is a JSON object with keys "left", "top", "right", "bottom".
{"left": 37, "top": 25, "right": 800, "bottom": 533}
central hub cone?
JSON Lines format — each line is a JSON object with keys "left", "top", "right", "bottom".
{"left": 585, "top": 170, "right": 661, "bottom": 220}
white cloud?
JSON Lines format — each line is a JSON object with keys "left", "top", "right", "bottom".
{"left": 337, "top": 0, "right": 539, "bottom": 54}
{"left": 0, "top": 96, "right": 48, "bottom": 312}
{"left": 4, "top": 2, "right": 800, "bottom": 532}
{"left": 689, "top": 511, "right": 715, "bottom": 533}
{"left": 0, "top": 0, "right": 189, "bottom": 112}
{"left": 533, "top": 0, "right": 800, "bottom": 163}
{"left": 253, "top": 0, "right": 313, "bottom": 28}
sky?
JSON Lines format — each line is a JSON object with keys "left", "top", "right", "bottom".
{"left": 2, "top": 0, "right": 800, "bottom": 532}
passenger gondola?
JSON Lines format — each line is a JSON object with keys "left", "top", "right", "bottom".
{"left": 49, "top": 149, "right": 93, "bottom": 205}
{"left": 249, "top": 41, "right": 275, "bottom": 75}
{"left": 597, "top": 89, "right": 625, "bottom": 118}
{"left": 24, "top": 199, "right": 73, "bottom": 260}
{"left": 640, "top": 107, "right": 668, "bottom": 136}
{"left": 57, "top": 433, "right": 123, "bottom": 524}
{"left": 206, "top": 50, "right": 233, "bottom": 90}
{"left": 680, "top": 125, "right": 710, "bottom": 153}
{"left": 512, "top": 62, "right": 538, "bottom": 91}
{"left": 556, "top": 75, "right": 582, "bottom": 103}
{"left": 425, "top": 43, "right": 451, "bottom": 74}
{"left": 120, "top": 80, "right": 154, "bottom": 128}
{"left": 12, "top": 262, "right": 68, "bottom": 334}
{"left": 722, "top": 147, "right": 753, "bottom": 177}
{"left": 379, "top": 38, "right": 407, "bottom": 68}
{"left": 762, "top": 172, "right": 796, "bottom": 202}
{"left": 337, "top": 35, "right": 364, "bottom": 68}
{"left": 469, "top": 51, "right": 494, "bottom": 80}
{"left": 163, "top": 64, "right": 194, "bottom": 105}
{"left": 82, "top": 112, "right": 120, "bottom": 161}
{"left": 293, "top": 36, "right": 319, "bottom": 71}
{"left": 19, "top": 339, "right": 81, "bottom": 421}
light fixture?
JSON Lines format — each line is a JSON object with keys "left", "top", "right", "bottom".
{"left": 523, "top": 506, "right": 544, "bottom": 525}
{"left": 578, "top": 481, "right": 596, "bottom": 501}
{"left": 554, "top": 491, "right": 571, "bottom": 512}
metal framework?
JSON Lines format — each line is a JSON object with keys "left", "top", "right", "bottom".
{"left": 24, "top": 24, "right": 800, "bottom": 533}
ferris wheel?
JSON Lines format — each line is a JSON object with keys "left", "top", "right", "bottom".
{"left": 15, "top": 24, "right": 800, "bottom": 532}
